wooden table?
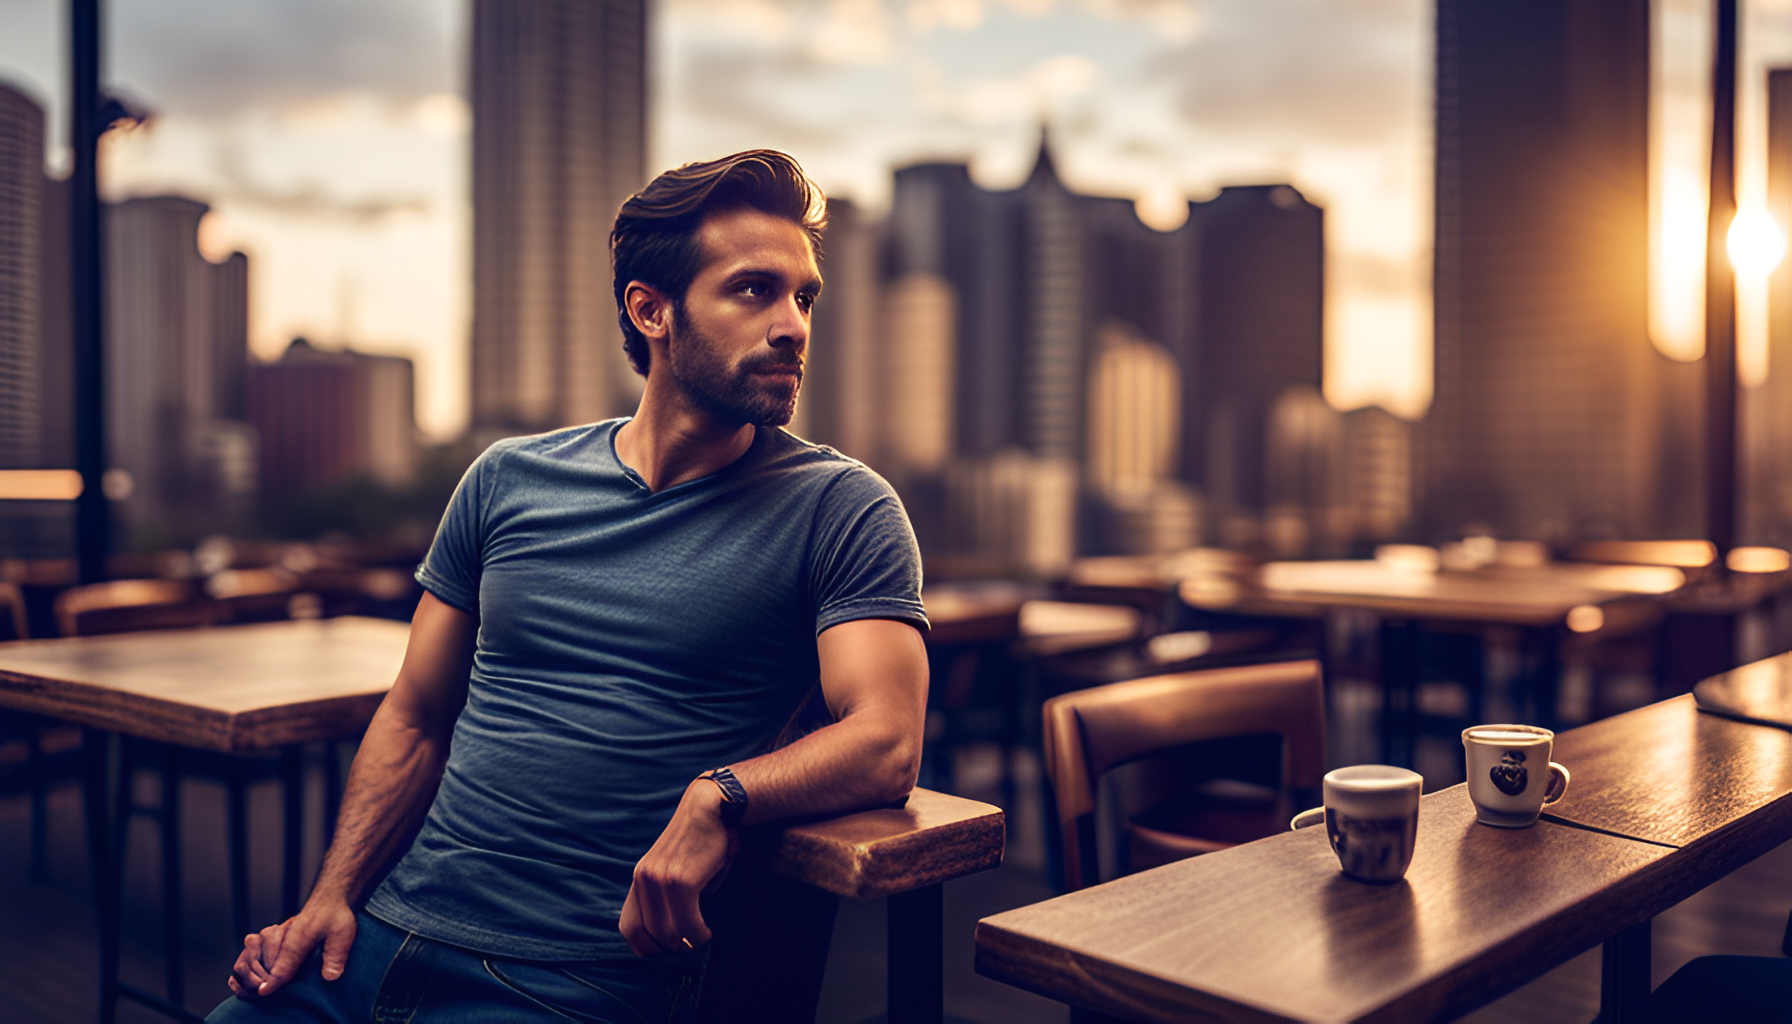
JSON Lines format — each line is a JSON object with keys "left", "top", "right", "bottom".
{"left": 977, "top": 690, "right": 1792, "bottom": 1022}
{"left": 1694, "top": 650, "right": 1792, "bottom": 731}
{"left": 1546, "top": 693, "right": 1792, "bottom": 849}
{"left": 0, "top": 616, "right": 407, "bottom": 752}
{"left": 1180, "top": 559, "right": 1684, "bottom": 765}
{"left": 0, "top": 617, "right": 409, "bottom": 1023}
{"left": 732, "top": 787, "right": 1006, "bottom": 1024}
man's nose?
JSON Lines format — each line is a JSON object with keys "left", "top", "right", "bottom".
{"left": 768, "top": 296, "right": 808, "bottom": 352}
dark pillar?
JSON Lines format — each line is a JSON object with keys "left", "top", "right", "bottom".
{"left": 1706, "top": 0, "right": 1739, "bottom": 561}
{"left": 71, "top": 0, "right": 110, "bottom": 584}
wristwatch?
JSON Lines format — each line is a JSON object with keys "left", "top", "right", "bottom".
{"left": 702, "top": 766, "right": 749, "bottom": 828}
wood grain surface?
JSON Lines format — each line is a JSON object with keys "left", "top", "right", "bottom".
{"left": 976, "top": 786, "right": 1692, "bottom": 1023}
{"left": 1545, "top": 694, "right": 1792, "bottom": 848}
{"left": 1693, "top": 652, "right": 1792, "bottom": 731}
{"left": 0, "top": 617, "right": 408, "bottom": 752}
{"left": 745, "top": 787, "right": 1005, "bottom": 899}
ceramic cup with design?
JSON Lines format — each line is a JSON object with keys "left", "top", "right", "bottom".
{"left": 1289, "top": 765, "right": 1423, "bottom": 884}
{"left": 1461, "top": 724, "right": 1570, "bottom": 828}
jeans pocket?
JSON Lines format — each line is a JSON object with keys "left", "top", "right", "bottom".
{"left": 484, "top": 960, "right": 660, "bottom": 1024}
{"left": 371, "top": 933, "right": 438, "bottom": 1024}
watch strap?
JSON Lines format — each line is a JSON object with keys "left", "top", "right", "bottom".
{"left": 704, "top": 766, "right": 748, "bottom": 828}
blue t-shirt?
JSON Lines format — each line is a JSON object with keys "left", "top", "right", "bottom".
{"left": 364, "top": 419, "right": 927, "bottom": 960}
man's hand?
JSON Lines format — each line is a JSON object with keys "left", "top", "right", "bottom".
{"left": 225, "top": 897, "right": 357, "bottom": 1000}
{"left": 619, "top": 778, "right": 739, "bottom": 956}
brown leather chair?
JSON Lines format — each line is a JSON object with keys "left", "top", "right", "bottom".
{"left": 1043, "top": 659, "right": 1326, "bottom": 891}
{"left": 205, "top": 566, "right": 302, "bottom": 623}
{"left": 0, "top": 581, "right": 27, "bottom": 641}
{"left": 54, "top": 578, "right": 218, "bottom": 637}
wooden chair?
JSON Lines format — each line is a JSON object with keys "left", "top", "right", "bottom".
{"left": 0, "top": 582, "right": 76, "bottom": 880}
{"left": 1042, "top": 659, "right": 1326, "bottom": 892}
{"left": 205, "top": 566, "right": 301, "bottom": 623}
{"left": 696, "top": 787, "right": 1004, "bottom": 1024}
{"left": 53, "top": 578, "right": 218, "bottom": 638}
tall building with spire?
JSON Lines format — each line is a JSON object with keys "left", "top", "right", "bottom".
{"left": 470, "top": 0, "right": 647, "bottom": 437}
{"left": 1425, "top": 0, "right": 1665, "bottom": 543}
{"left": 883, "top": 138, "right": 1325, "bottom": 572}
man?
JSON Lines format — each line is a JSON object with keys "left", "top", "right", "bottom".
{"left": 208, "top": 150, "right": 929, "bottom": 1022}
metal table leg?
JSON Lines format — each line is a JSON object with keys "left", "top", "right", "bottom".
{"left": 1380, "top": 619, "right": 1421, "bottom": 767}
{"left": 160, "top": 744, "right": 184, "bottom": 1006}
{"left": 83, "top": 728, "right": 120, "bottom": 1024}
{"left": 1600, "top": 919, "right": 1651, "bottom": 1023}
{"left": 888, "top": 882, "right": 944, "bottom": 1024}
{"left": 281, "top": 745, "right": 304, "bottom": 918}
{"left": 227, "top": 766, "right": 250, "bottom": 941}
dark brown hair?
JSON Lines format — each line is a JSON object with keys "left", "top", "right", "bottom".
{"left": 611, "top": 150, "right": 827, "bottom": 375}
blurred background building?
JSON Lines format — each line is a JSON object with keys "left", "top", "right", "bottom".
{"left": 247, "top": 337, "right": 418, "bottom": 507}
{"left": 803, "top": 142, "right": 1336, "bottom": 576}
{"left": 1423, "top": 0, "right": 1692, "bottom": 546}
{"left": 469, "top": 0, "right": 647, "bottom": 443}
{"left": 105, "top": 195, "right": 255, "bottom": 546}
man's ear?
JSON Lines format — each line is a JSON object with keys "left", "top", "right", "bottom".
{"left": 624, "top": 281, "right": 673, "bottom": 342}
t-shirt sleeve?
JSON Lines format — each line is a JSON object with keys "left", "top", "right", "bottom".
{"left": 810, "top": 466, "right": 929, "bottom": 636}
{"left": 414, "top": 446, "right": 496, "bottom": 615}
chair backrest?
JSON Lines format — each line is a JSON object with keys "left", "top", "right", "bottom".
{"left": 1042, "top": 658, "right": 1326, "bottom": 890}
{"left": 54, "top": 579, "right": 217, "bottom": 637}
{"left": 0, "top": 582, "right": 28, "bottom": 640}
{"left": 204, "top": 567, "right": 299, "bottom": 600}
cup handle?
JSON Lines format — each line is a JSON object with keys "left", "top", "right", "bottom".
{"left": 1542, "top": 762, "right": 1571, "bottom": 806}
{"left": 1290, "top": 806, "right": 1326, "bottom": 831}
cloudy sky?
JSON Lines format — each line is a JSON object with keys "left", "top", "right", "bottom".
{"left": 4, "top": 0, "right": 1782, "bottom": 441}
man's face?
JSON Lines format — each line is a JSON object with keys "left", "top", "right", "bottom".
{"left": 664, "top": 207, "right": 821, "bottom": 428}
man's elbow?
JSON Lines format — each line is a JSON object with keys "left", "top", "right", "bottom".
{"left": 870, "top": 724, "right": 923, "bottom": 804}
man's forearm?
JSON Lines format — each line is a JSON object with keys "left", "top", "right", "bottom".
{"left": 306, "top": 706, "right": 453, "bottom": 906}
{"left": 721, "top": 618, "right": 928, "bottom": 825}
{"left": 725, "top": 708, "right": 919, "bottom": 825}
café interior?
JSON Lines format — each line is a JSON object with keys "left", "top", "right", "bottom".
{"left": 13, "top": 2, "right": 1792, "bottom": 1024}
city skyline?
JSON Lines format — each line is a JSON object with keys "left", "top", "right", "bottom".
{"left": 0, "top": 0, "right": 1439, "bottom": 440}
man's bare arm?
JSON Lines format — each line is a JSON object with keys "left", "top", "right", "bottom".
{"left": 620, "top": 617, "right": 927, "bottom": 955}
{"left": 227, "top": 592, "right": 476, "bottom": 998}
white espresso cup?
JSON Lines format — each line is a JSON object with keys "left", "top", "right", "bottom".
{"left": 1290, "top": 765, "right": 1423, "bottom": 884}
{"left": 1461, "top": 724, "right": 1570, "bottom": 828}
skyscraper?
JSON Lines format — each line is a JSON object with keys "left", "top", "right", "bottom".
{"left": 1193, "top": 185, "right": 1325, "bottom": 546}
{"left": 0, "top": 82, "right": 42, "bottom": 469}
{"left": 107, "top": 195, "right": 254, "bottom": 541}
{"left": 1426, "top": 0, "right": 1660, "bottom": 543}
{"left": 248, "top": 337, "right": 417, "bottom": 504}
{"left": 470, "top": 0, "right": 647, "bottom": 437}
{"left": 799, "top": 197, "right": 881, "bottom": 461}
{"left": 884, "top": 140, "right": 1326, "bottom": 570}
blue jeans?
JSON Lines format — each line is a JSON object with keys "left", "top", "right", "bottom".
{"left": 205, "top": 911, "right": 703, "bottom": 1023}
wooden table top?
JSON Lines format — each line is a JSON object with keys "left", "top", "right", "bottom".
{"left": 744, "top": 786, "right": 1004, "bottom": 899}
{"left": 1694, "top": 651, "right": 1792, "bottom": 731}
{"left": 1230, "top": 560, "right": 1684, "bottom": 626}
{"left": 0, "top": 616, "right": 408, "bottom": 753}
{"left": 1543, "top": 693, "right": 1792, "bottom": 849}
{"left": 977, "top": 786, "right": 1691, "bottom": 1023}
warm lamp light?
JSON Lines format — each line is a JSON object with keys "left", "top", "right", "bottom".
{"left": 1727, "top": 208, "right": 1786, "bottom": 278}
{"left": 0, "top": 470, "right": 83, "bottom": 501}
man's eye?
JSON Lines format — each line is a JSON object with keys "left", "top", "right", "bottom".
{"left": 797, "top": 294, "right": 815, "bottom": 313}
{"left": 741, "top": 282, "right": 768, "bottom": 298}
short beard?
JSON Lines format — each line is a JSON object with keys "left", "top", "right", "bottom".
{"left": 665, "top": 302, "right": 802, "bottom": 428}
